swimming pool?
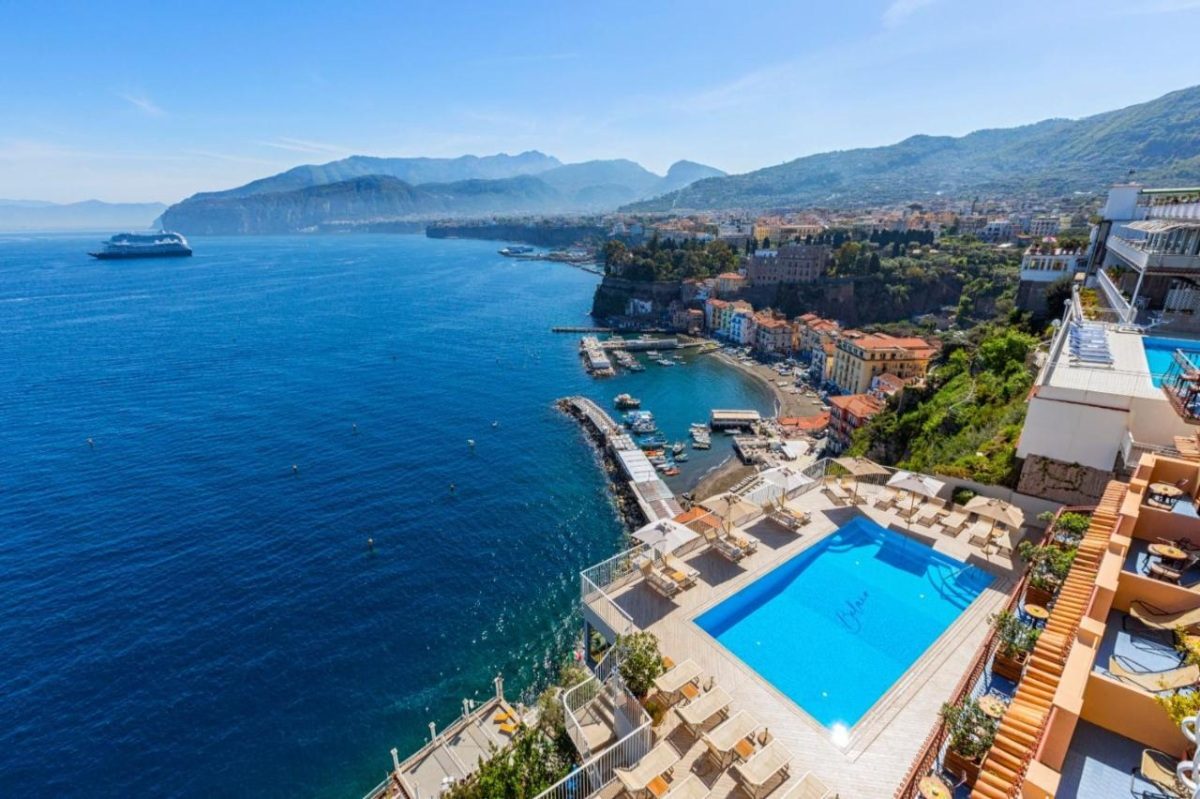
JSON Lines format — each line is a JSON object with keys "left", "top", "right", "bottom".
{"left": 695, "top": 517, "right": 993, "bottom": 730}
{"left": 1143, "top": 336, "right": 1200, "bottom": 388}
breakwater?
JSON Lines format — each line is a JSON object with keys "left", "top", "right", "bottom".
{"left": 557, "top": 396, "right": 683, "bottom": 529}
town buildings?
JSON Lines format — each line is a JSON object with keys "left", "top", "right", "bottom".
{"left": 714, "top": 271, "right": 746, "bottom": 297}
{"left": 830, "top": 332, "right": 937, "bottom": 395}
{"left": 753, "top": 312, "right": 792, "bottom": 354}
{"left": 745, "top": 243, "right": 830, "bottom": 285}
{"left": 827, "top": 393, "right": 886, "bottom": 451}
{"left": 1015, "top": 242, "right": 1089, "bottom": 315}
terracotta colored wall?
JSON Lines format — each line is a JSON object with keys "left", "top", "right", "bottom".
{"left": 1082, "top": 673, "right": 1189, "bottom": 755}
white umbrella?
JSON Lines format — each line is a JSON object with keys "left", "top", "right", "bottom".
{"left": 886, "top": 470, "right": 946, "bottom": 519}
{"left": 632, "top": 519, "right": 699, "bottom": 555}
{"left": 833, "top": 457, "right": 889, "bottom": 503}
{"left": 963, "top": 496, "right": 1025, "bottom": 538}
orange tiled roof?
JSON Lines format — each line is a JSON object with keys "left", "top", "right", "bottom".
{"left": 829, "top": 393, "right": 886, "bottom": 418}
{"left": 717, "top": 272, "right": 744, "bottom": 280}
{"left": 779, "top": 412, "right": 830, "bottom": 431}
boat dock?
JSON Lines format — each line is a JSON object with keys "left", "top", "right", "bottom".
{"left": 599, "top": 336, "right": 678, "bottom": 351}
{"left": 709, "top": 409, "right": 762, "bottom": 430}
{"left": 579, "top": 337, "right": 615, "bottom": 376}
{"left": 364, "top": 678, "right": 518, "bottom": 799}
{"left": 558, "top": 396, "right": 683, "bottom": 524}
{"left": 552, "top": 326, "right": 613, "bottom": 333}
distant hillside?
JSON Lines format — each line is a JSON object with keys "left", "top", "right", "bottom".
{"left": 190, "top": 151, "right": 562, "bottom": 202}
{"left": 627, "top": 85, "right": 1200, "bottom": 210}
{"left": 160, "top": 175, "right": 569, "bottom": 234}
{"left": 161, "top": 155, "right": 724, "bottom": 234}
{"left": 0, "top": 199, "right": 166, "bottom": 231}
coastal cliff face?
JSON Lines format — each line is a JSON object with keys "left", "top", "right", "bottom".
{"left": 591, "top": 276, "right": 684, "bottom": 317}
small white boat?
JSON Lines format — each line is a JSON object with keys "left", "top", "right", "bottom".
{"left": 657, "top": 359, "right": 675, "bottom": 366}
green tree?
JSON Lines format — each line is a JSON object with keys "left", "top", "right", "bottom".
{"left": 616, "top": 631, "right": 663, "bottom": 697}
{"left": 1042, "top": 275, "right": 1073, "bottom": 321}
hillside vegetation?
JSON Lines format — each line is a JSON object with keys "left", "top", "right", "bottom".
{"left": 848, "top": 326, "right": 1037, "bottom": 486}
{"left": 628, "top": 85, "right": 1200, "bottom": 210}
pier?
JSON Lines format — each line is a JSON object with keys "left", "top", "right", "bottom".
{"left": 709, "top": 409, "right": 762, "bottom": 430}
{"left": 578, "top": 337, "right": 615, "bottom": 376}
{"left": 558, "top": 396, "right": 683, "bottom": 525}
{"left": 551, "top": 326, "right": 613, "bottom": 333}
{"left": 599, "top": 335, "right": 678, "bottom": 351}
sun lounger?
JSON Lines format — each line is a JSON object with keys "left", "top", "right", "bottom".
{"left": 779, "top": 770, "right": 834, "bottom": 799}
{"left": 639, "top": 558, "right": 680, "bottom": 598}
{"left": 914, "top": 502, "right": 943, "bottom": 527}
{"left": 873, "top": 487, "right": 899, "bottom": 509}
{"left": 1134, "top": 748, "right": 1184, "bottom": 798}
{"left": 676, "top": 685, "right": 733, "bottom": 736}
{"left": 661, "top": 553, "right": 699, "bottom": 587}
{"left": 1110, "top": 657, "right": 1200, "bottom": 693}
{"left": 824, "top": 480, "right": 849, "bottom": 504}
{"left": 938, "top": 510, "right": 968, "bottom": 534}
{"left": 662, "top": 774, "right": 710, "bottom": 799}
{"left": 701, "top": 527, "right": 745, "bottom": 561}
{"left": 702, "top": 710, "right": 759, "bottom": 768}
{"left": 732, "top": 740, "right": 792, "bottom": 799}
{"left": 967, "top": 522, "right": 992, "bottom": 549}
{"left": 1126, "top": 600, "right": 1200, "bottom": 632}
{"left": 654, "top": 659, "right": 703, "bottom": 703}
{"left": 726, "top": 529, "right": 759, "bottom": 555}
{"left": 614, "top": 740, "right": 679, "bottom": 797}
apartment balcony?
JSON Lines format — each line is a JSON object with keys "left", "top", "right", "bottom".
{"left": 1106, "top": 234, "right": 1200, "bottom": 275}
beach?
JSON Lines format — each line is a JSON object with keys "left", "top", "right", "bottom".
{"left": 710, "top": 350, "right": 826, "bottom": 419}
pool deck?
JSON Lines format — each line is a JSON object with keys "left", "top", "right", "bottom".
{"left": 586, "top": 484, "right": 1023, "bottom": 799}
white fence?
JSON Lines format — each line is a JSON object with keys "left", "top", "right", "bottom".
{"left": 532, "top": 722, "right": 654, "bottom": 799}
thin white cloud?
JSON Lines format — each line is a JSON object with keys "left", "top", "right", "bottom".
{"left": 257, "top": 137, "right": 349, "bottom": 155}
{"left": 117, "top": 91, "right": 166, "bottom": 117}
{"left": 883, "top": 0, "right": 939, "bottom": 27}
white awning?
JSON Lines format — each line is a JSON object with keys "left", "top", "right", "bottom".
{"left": 1126, "top": 219, "right": 1200, "bottom": 234}
{"left": 632, "top": 519, "right": 699, "bottom": 554}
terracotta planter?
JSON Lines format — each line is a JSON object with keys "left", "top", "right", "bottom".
{"left": 992, "top": 650, "right": 1027, "bottom": 682}
{"left": 1025, "top": 584, "right": 1056, "bottom": 608}
{"left": 944, "top": 747, "right": 983, "bottom": 787}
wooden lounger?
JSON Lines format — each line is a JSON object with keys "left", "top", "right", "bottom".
{"left": 779, "top": 770, "right": 834, "bottom": 799}
{"left": 731, "top": 740, "right": 792, "bottom": 799}
{"left": 614, "top": 740, "right": 679, "bottom": 796}
{"left": 676, "top": 686, "right": 732, "bottom": 736}
{"left": 662, "top": 774, "right": 710, "bottom": 799}
{"left": 654, "top": 659, "right": 703, "bottom": 702}
{"left": 1109, "top": 657, "right": 1200, "bottom": 693}
{"left": 701, "top": 710, "right": 759, "bottom": 768}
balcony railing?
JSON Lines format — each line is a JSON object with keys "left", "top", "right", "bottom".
{"left": 532, "top": 721, "right": 654, "bottom": 799}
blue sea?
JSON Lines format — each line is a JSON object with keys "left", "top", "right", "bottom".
{"left": 0, "top": 234, "right": 771, "bottom": 798}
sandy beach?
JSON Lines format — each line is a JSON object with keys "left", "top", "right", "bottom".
{"left": 689, "top": 349, "right": 826, "bottom": 501}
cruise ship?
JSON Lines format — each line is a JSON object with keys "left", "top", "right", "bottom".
{"left": 88, "top": 231, "right": 193, "bottom": 260}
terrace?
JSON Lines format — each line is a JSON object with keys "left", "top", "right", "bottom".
{"left": 579, "top": 461, "right": 1032, "bottom": 798}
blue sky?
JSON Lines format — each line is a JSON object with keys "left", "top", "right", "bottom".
{"left": 4, "top": 0, "right": 1200, "bottom": 203}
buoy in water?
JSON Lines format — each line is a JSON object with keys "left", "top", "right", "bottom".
{"left": 467, "top": 439, "right": 475, "bottom": 448}
{"left": 292, "top": 464, "right": 298, "bottom": 474}
{"left": 86, "top": 438, "right": 94, "bottom": 449}
{"left": 352, "top": 423, "right": 358, "bottom": 434}
{"left": 367, "top": 537, "right": 374, "bottom": 549}
{"left": 450, "top": 483, "right": 457, "bottom": 493}
{"left": 492, "top": 421, "right": 499, "bottom": 429}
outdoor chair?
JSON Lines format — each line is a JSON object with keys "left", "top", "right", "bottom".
{"left": 614, "top": 741, "right": 680, "bottom": 798}
{"left": 731, "top": 740, "right": 792, "bottom": 799}
{"left": 653, "top": 659, "right": 704, "bottom": 705}
{"left": 778, "top": 770, "right": 835, "bottom": 799}
{"left": 700, "top": 527, "right": 744, "bottom": 562}
{"left": 638, "top": 558, "right": 680, "bottom": 598}
{"left": 676, "top": 685, "right": 732, "bottom": 736}
{"left": 1125, "top": 600, "right": 1200, "bottom": 633}
{"left": 1109, "top": 656, "right": 1199, "bottom": 694}
{"left": 1132, "top": 748, "right": 1187, "bottom": 799}
{"left": 661, "top": 774, "right": 710, "bottom": 799}
{"left": 701, "top": 710, "right": 759, "bottom": 769}
{"left": 661, "top": 553, "right": 699, "bottom": 587}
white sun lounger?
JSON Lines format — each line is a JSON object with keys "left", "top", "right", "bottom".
{"left": 614, "top": 740, "right": 679, "bottom": 796}
{"left": 702, "top": 710, "right": 759, "bottom": 768}
{"left": 824, "top": 480, "right": 849, "bottom": 503}
{"left": 938, "top": 510, "right": 968, "bottom": 534}
{"left": 779, "top": 769, "right": 835, "bottom": 799}
{"left": 700, "top": 526, "right": 744, "bottom": 561}
{"left": 676, "top": 685, "right": 733, "bottom": 736}
{"left": 639, "top": 558, "right": 680, "bottom": 598}
{"left": 661, "top": 553, "right": 699, "bottom": 587}
{"left": 654, "top": 659, "right": 703, "bottom": 702}
{"left": 662, "top": 774, "right": 711, "bottom": 799}
{"left": 873, "top": 487, "right": 899, "bottom": 509}
{"left": 732, "top": 739, "right": 792, "bottom": 799}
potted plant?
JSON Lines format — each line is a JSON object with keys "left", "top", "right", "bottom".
{"left": 941, "top": 698, "right": 998, "bottom": 787}
{"left": 615, "top": 631, "right": 664, "bottom": 699}
{"left": 990, "top": 610, "right": 1040, "bottom": 681}
{"left": 1019, "top": 541, "right": 1076, "bottom": 607}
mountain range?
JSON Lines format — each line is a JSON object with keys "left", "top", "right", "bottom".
{"left": 0, "top": 199, "right": 167, "bottom": 232}
{"left": 159, "top": 155, "right": 725, "bottom": 234}
{"left": 627, "top": 85, "right": 1200, "bottom": 211}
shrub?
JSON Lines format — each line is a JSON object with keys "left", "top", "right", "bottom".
{"left": 1054, "top": 512, "right": 1091, "bottom": 537}
{"left": 616, "top": 631, "right": 664, "bottom": 697}
{"left": 1018, "top": 541, "right": 1076, "bottom": 590}
{"left": 444, "top": 726, "right": 572, "bottom": 799}
{"left": 953, "top": 487, "right": 977, "bottom": 506}
{"left": 990, "top": 610, "right": 1040, "bottom": 659}
{"left": 1157, "top": 689, "right": 1200, "bottom": 726}
{"left": 941, "top": 698, "right": 998, "bottom": 761}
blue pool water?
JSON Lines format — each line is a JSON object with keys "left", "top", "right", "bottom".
{"left": 1143, "top": 336, "right": 1200, "bottom": 388}
{"left": 696, "top": 517, "right": 993, "bottom": 730}
{"left": 0, "top": 234, "right": 772, "bottom": 798}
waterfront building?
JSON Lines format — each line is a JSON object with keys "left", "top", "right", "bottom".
{"left": 753, "top": 311, "right": 792, "bottom": 354}
{"left": 793, "top": 314, "right": 841, "bottom": 359}
{"left": 704, "top": 297, "right": 731, "bottom": 334}
{"left": 727, "top": 301, "right": 757, "bottom": 345}
{"left": 1089, "top": 183, "right": 1200, "bottom": 331}
{"left": 745, "top": 243, "right": 829, "bottom": 286}
{"left": 830, "top": 332, "right": 936, "bottom": 395}
{"left": 827, "top": 392, "right": 886, "bottom": 451}
{"left": 810, "top": 338, "right": 836, "bottom": 383}
{"left": 715, "top": 271, "right": 746, "bottom": 297}
{"left": 1015, "top": 241, "right": 1089, "bottom": 315}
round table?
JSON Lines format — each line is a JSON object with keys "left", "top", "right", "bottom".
{"left": 1024, "top": 603, "right": 1050, "bottom": 625}
{"left": 1150, "top": 543, "right": 1188, "bottom": 562}
{"left": 978, "top": 694, "right": 1008, "bottom": 719}
{"left": 919, "top": 775, "right": 952, "bottom": 799}
{"left": 1149, "top": 482, "right": 1185, "bottom": 506}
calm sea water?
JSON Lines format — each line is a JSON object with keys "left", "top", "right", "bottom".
{"left": 0, "top": 234, "right": 770, "bottom": 798}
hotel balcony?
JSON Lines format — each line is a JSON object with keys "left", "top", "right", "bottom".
{"left": 1106, "top": 226, "right": 1200, "bottom": 276}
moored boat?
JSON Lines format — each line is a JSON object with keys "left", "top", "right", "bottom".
{"left": 614, "top": 393, "right": 641, "bottom": 409}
